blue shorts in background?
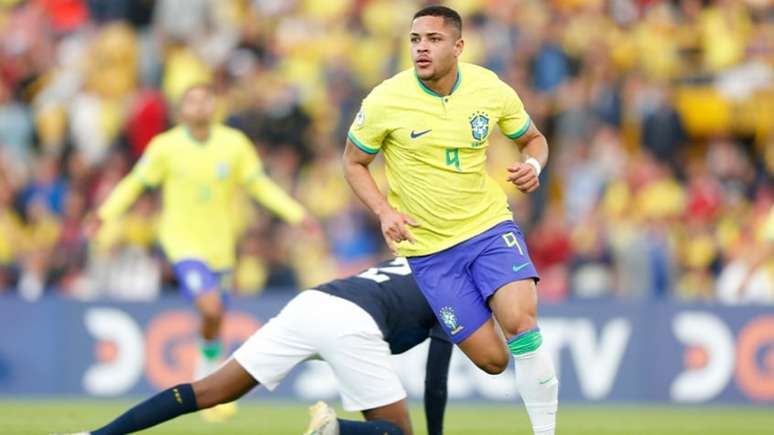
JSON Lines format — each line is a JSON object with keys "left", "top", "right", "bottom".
{"left": 407, "top": 220, "right": 539, "bottom": 344}
{"left": 172, "top": 259, "right": 232, "bottom": 301}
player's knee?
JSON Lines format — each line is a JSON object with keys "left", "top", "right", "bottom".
{"left": 477, "top": 363, "right": 504, "bottom": 375}
{"left": 499, "top": 312, "right": 537, "bottom": 338}
{"left": 193, "top": 378, "right": 235, "bottom": 409}
{"left": 476, "top": 353, "right": 509, "bottom": 375}
{"left": 198, "top": 299, "right": 223, "bottom": 324}
{"left": 192, "top": 380, "right": 220, "bottom": 409}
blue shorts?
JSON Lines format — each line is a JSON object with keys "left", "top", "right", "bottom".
{"left": 407, "top": 221, "right": 539, "bottom": 344}
{"left": 172, "top": 259, "right": 232, "bottom": 301}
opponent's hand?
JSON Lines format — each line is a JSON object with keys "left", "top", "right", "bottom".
{"left": 82, "top": 213, "right": 103, "bottom": 239}
{"left": 506, "top": 162, "right": 540, "bottom": 193}
{"left": 378, "top": 207, "right": 420, "bottom": 254}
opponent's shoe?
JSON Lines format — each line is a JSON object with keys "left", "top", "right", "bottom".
{"left": 303, "top": 401, "right": 339, "bottom": 435}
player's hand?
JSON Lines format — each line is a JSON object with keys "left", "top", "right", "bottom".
{"left": 377, "top": 207, "right": 420, "bottom": 254}
{"left": 506, "top": 162, "right": 540, "bottom": 193}
{"left": 299, "top": 215, "right": 323, "bottom": 238}
{"left": 82, "top": 213, "right": 103, "bottom": 239}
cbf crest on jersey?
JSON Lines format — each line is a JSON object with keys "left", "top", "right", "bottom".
{"left": 354, "top": 106, "right": 365, "bottom": 130}
{"left": 440, "top": 306, "right": 464, "bottom": 335}
{"left": 216, "top": 162, "right": 230, "bottom": 179}
{"left": 468, "top": 111, "right": 490, "bottom": 147}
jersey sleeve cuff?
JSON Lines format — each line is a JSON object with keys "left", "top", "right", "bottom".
{"left": 505, "top": 117, "right": 531, "bottom": 140}
{"left": 347, "top": 131, "right": 380, "bottom": 155}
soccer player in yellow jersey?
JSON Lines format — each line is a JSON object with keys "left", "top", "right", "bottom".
{"left": 88, "top": 84, "right": 316, "bottom": 417}
{"left": 342, "top": 6, "right": 558, "bottom": 435}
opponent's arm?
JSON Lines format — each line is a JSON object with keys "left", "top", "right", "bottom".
{"left": 506, "top": 122, "right": 549, "bottom": 194}
{"left": 342, "top": 139, "right": 418, "bottom": 253}
{"left": 424, "top": 334, "right": 453, "bottom": 435}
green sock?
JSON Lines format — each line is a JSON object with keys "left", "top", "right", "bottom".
{"left": 200, "top": 340, "right": 223, "bottom": 361}
{"left": 508, "top": 328, "right": 558, "bottom": 435}
{"left": 507, "top": 328, "right": 542, "bottom": 356}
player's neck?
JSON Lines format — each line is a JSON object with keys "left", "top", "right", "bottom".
{"left": 184, "top": 124, "right": 211, "bottom": 143}
{"left": 420, "top": 64, "right": 459, "bottom": 96}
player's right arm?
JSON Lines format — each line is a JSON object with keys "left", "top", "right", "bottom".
{"left": 89, "top": 138, "right": 167, "bottom": 233}
{"left": 342, "top": 96, "right": 418, "bottom": 253}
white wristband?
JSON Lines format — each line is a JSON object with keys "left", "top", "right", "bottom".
{"left": 524, "top": 157, "right": 542, "bottom": 177}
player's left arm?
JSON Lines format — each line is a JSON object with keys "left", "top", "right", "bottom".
{"left": 424, "top": 327, "right": 453, "bottom": 435}
{"left": 238, "top": 135, "right": 308, "bottom": 225}
{"left": 506, "top": 122, "right": 549, "bottom": 194}
{"left": 497, "top": 80, "right": 549, "bottom": 194}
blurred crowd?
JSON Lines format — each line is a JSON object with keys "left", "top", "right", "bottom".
{"left": 0, "top": 0, "right": 772, "bottom": 303}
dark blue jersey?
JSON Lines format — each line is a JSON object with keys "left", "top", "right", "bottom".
{"left": 316, "top": 257, "right": 449, "bottom": 354}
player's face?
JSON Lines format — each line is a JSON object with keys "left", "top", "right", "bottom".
{"left": 179, "top": 87, "right": 215, "bottom": 126}
{"left": 410, "top": 16, "right": 463, "bottom": 81}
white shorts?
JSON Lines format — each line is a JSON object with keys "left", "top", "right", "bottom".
{"left": 232, "top": 290, "right": 407, "bottom": 411}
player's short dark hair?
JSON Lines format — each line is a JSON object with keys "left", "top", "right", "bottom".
{"left": 413, "top": 5, "right": 462, "bottom": 38}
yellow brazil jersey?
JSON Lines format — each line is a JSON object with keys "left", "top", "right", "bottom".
{"left": 98, "top": 124, "right": 305, "bottom": 270}
{"left": 348, "top": 62, "right": 530, "bottom": 256}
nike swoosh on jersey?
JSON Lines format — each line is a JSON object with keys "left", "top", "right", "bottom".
{"left": 512, "top": 263, "right": 531, "bottom": 273}
{"left": 410, "top": 129, "right": 432, "bottom": 139}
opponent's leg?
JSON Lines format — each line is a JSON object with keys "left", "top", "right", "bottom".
{"left": 90, "top": 360, "right": 256, "bottom": 435}
{"left": 310, "top": 293, "right": 413, "bottom": 435}
{"left": 359, "top": 399, "right": 411, "bottom": 435}
{"left": 490, "top": 280, "right": 558, "bottom": 435}
{"left": 304, "top": 399, "right": 410, "bottom": 435}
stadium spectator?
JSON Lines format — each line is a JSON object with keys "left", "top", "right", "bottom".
{"left": 0, "top": 0, "right": 770, "bottom": 302}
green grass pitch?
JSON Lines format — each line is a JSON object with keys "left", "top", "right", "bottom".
{"left": 1, "top": 400, "right": 772, "bottom": 434}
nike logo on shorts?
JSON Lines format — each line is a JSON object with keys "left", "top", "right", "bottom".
{"left": 410, "top": 129, "right": 432, "bottom": 139}
{"left": 512, "top": 263, "right": 530, "bottom": 273}
{"left": 538, "top": 376, "right": 555, "bottom": 385}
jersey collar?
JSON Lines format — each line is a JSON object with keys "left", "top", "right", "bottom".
{"left": 414, "top": 67, "right": 461, "bottom": 98}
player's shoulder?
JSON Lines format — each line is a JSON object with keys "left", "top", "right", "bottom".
{"left": 212, "top": 124, "right": 250, "bottom": 142}
{"left": 460, "top": 62, "right": 507, "bottom": 90}
{"left": 366, "top": 68, "right": 417, "bottom": 102}
{"left": 460, "top": 62, "right": 499, "bottom": 79}
{"left": 145, "top": 126, "right": 183, "bottom": 152}
{"left": 151, "top": 126, "right": 181, "bottom": 143}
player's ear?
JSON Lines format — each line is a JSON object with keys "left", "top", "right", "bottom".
{"left": 454, "top": 37, "right": 464, "bottom": 57}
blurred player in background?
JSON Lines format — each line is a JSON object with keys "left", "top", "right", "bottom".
{"left": 86, "top": 83, "right": 318, "bottom": 420}
{"left": 342, "top": 6, "right": 557, "bottom": 435}
{"left": 66, "top": 258, "right": 452, "bottom": 435}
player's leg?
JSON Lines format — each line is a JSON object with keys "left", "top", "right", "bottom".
{"left": 305, "top": 400, "right": 409, "bottom": 435}
{"left": 88, "top": 360, "right": 257, "bottom": 435}
{"left": 194, "top": 288, "right": 225, "bottom": 377}
{"left": 310, "top": 292, "right": 413, "bottom": 435}
{"left": 172, "top": 260, "right": 225, "bottom": 380}
{"left": 407, "top": 252, "right": 510, "bottom": 375}
{"left": 489, "top": 280, "right": 558, "bottom": 435}
{"left": 192, "top": 359, "right": 257, "bottom": 408}
{"left": 472, "top": 222, "right": 557, "bottom": 435}
{"left": 454, "top": 318, "right": 510, "bottom": 374}
{"left": 359, "top": 399, "right": 412, "bottom": 434}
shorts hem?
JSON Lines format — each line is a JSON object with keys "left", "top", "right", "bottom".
{"left": 233, "top": 352, "right": 280, "bottom": 391}
{"left": 342, "top": 389, "right": 408, "bottom": 412}
{"left": 448, "top": 314, "right": 490, "bottom": 344}
{"left": 482, "top": 275, "right": 540, "bottom": 302}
